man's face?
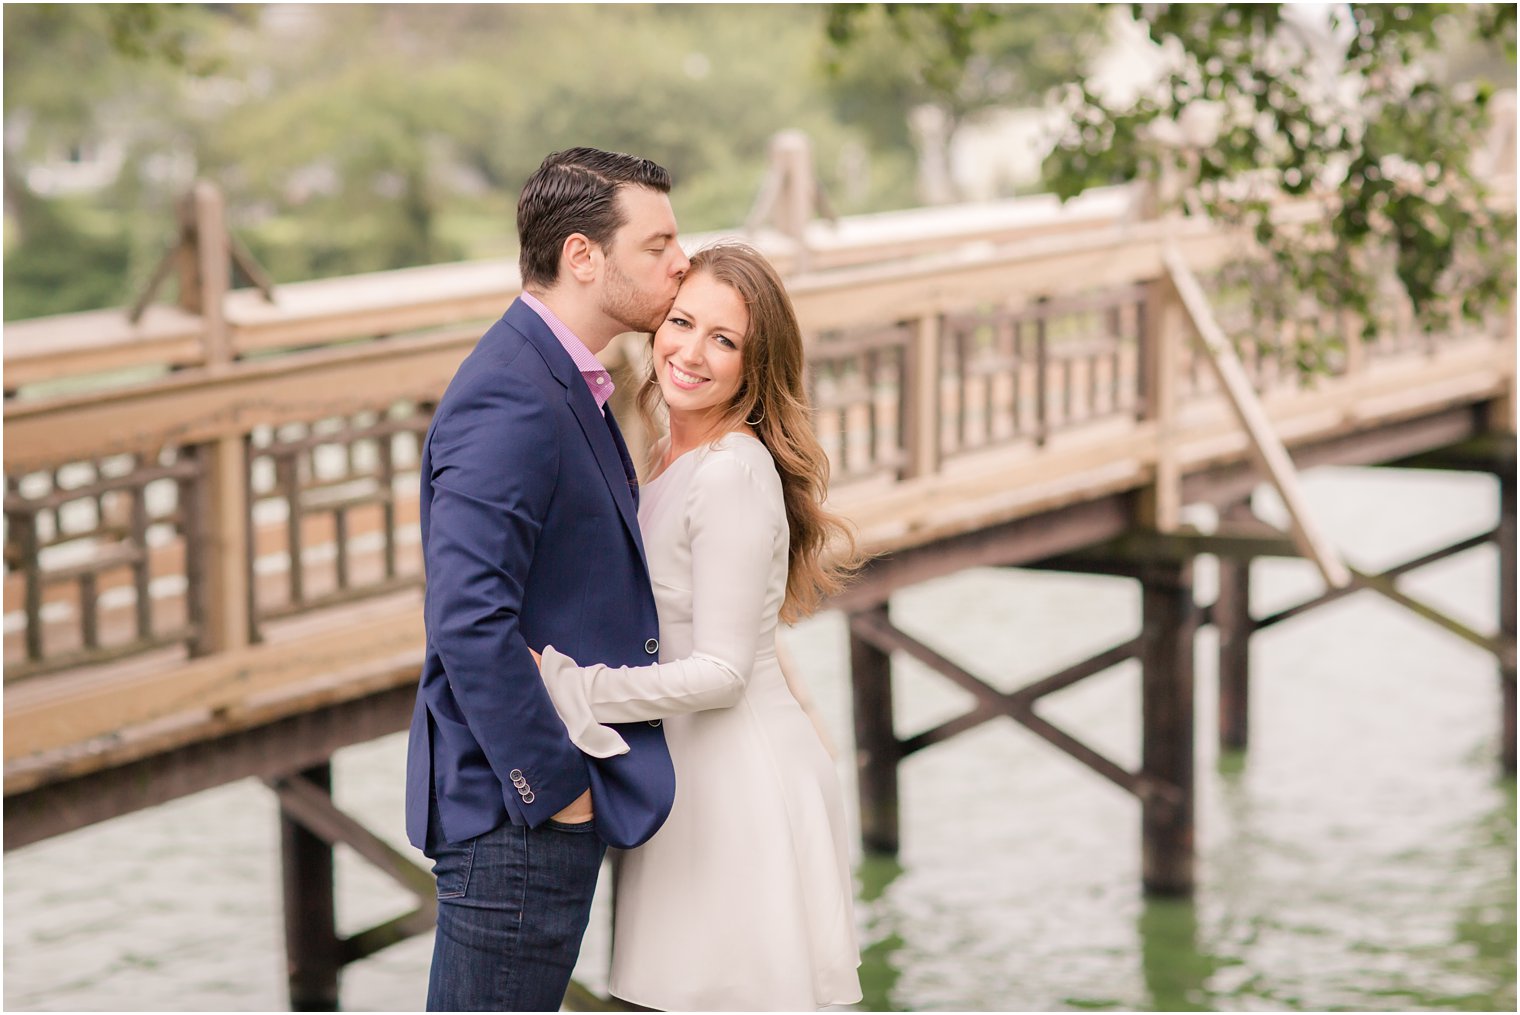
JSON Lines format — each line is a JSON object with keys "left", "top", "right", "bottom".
{"left": 597, "top": 187, "right": 690, "bottom": 334}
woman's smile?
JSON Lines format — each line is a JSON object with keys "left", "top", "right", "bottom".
{"left": 667, "top": 363, "right": 712, "bottom": 390}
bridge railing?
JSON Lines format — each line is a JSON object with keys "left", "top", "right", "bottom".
{"left": 4, "top": 176, "right": 1512, "bottom": 693}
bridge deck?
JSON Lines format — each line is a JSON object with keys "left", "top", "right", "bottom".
{"left": 5, "top": 182, "right": 1514, "bottom": 849}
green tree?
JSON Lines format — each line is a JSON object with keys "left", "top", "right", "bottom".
{"left": 6, "top": 4, "right": 945, "bottom": 318}
{"left": 3, "top": 4, "right": 240, "bottom": 318}
{"left": 822, "top": 3, "right": 1109, "bottom": 202}
{"left": 1041, "top": 4, "right": 1516, "bottom": 354}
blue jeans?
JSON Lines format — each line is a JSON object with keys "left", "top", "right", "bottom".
{"left": 424, "top": 811, "right": 605, "bottom": 1011}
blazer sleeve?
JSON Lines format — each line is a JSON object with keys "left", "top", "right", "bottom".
{"left": 423, "top": 364, "right": 591, "bottom": 824}
{"left": 539, "top": 448, "right": 781, "bottom": 747}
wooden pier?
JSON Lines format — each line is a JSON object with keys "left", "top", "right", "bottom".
{"left": 5, "top": 171, "right": 1514, "bottom": 1007}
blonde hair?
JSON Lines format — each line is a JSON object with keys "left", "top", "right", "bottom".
{"left": 637, "top": 242, "right": 858, "bottom": 621}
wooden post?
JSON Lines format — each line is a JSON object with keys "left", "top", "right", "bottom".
{"left": 1140, "top": 558, "right": 1196, "bottom": 895}
{"left": 178, "top": 182, "right": 251, "bottom": 654}
{"left": 773, "top": 131, "right": 816, "bottom": 247}
{"left": 280, "top": 762, "right": 341, "bottom": 1011}
{"left": 1034, "top": 302, "right": 1051, "bottom": 447}
{"left": 745, "top": 130, "right": 823, "bottom": 271}
{"left": 1139, "top": 276, "right": 1183, "bottom": 531}
{"left": 902, "top": 314, "right": 942, "bottom": 480}
{"left": 1215, "top": 499, "right": 1254, "bottom": 752}
{"left": 177, "top": 181, "right": 233, "bottom": 366}
{"left": 850, "top": 602, "right": 901, "bottom": 855}
{"left": 1500, "top": 466, "right": 1516, "bottom": 774}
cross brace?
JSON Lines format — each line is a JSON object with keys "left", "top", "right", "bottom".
{"left": 267, "top": 772, "right": 435, "bottom": 966}
{"left": 847, "top": 608, "right": 1182, "bottom": 812}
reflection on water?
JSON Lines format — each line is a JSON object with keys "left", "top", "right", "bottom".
{"left": 857, "top": 855, "right": 908, "bottom": 1012}
{"left": 4, "top": 468, "right": 1516, "bottom": 1011}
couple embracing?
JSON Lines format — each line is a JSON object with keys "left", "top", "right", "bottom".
{"left": 404, "top": 148, "right": 864, "bottom": 1012}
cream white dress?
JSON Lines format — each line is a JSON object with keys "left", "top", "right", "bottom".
{"left": 540, "top": 432, "right": 862, "bottom": 1012}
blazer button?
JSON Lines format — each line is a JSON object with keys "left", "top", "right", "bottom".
{"left": 648, "top": 719, "right": 661, "bottom": 727}
{"left": 645, "top": 638, "right": 659, "bottom": 655}
{"left": 509, "top": 769, "right": 524, "bottom": 782}
{"left": 522, "top": 791, "right": 535, "bottom": 804}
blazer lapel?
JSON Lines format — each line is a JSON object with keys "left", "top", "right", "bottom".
{"left": 503, "top": 299, "right": 647, "bottom": 560}
{"left": 565, "top": 386, "right": 647, "bottom": 558}
{"left": 604, "top": 408, "right": 640, "bottom": 512}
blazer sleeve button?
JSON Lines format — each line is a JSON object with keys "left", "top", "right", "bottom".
{"left": 644, "top": 638, "right": 659, "bottom": 654}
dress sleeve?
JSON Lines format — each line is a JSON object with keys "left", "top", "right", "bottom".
{"left": 540, "top": 447, "right": 782, "bottom": 747}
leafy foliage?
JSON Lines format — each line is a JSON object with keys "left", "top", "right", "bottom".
{"left": 4, "top": 5, "right": 909, "bottom": 317}
{"left": 1042, "top": 4, "right": 1516, "bottom": 348}
{"left": 822, "top": 4, "right": 1107, "bottom": 199}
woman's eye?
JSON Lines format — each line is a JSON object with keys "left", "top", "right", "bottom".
{"left": 715, "top": 335, "right": 737, "bottom": 349}
{"left": 669, "top": 316, "right": 691, "bottom": 327}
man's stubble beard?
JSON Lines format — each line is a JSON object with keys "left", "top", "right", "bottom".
{"left": 600, "top": 255, "right": 673, "bottom": 335}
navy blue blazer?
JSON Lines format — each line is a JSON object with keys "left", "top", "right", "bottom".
{"left": 405, "top": 297, "right": 674, "bottom": 851}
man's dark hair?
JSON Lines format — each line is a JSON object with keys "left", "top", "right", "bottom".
{"left": 516, "top": 148, "right": 673, "bottom": 289}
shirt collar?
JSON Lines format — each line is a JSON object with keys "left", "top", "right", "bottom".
{"left": 520, "top": 291, "right": 616, "bottom": 411}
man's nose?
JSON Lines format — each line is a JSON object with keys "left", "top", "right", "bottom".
{"left": 671, "top": 244, "right": 691, "bottom": 278}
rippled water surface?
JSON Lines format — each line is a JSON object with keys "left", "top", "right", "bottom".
{"left": 5, "top": 468, "right": 1515, "bottom": 1010}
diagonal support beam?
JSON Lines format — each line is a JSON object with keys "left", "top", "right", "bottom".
{"left": 1353, "top": 569, "right": 1512, "bottom": 665}
{"left": 849, "top": 608, "right": 1004, "bottom": 710}
{"left": 1249, "top": 527, "right": 1505, "bottom": 667}
{"left": 269, "top": 772, "right": 436, "bottom": 903}
{"left": 1164, "top": 243, "right": 1352, "bottom": 589}
{"left": 338, "top": 907, "right": 436, "bottom": 965}
{"left": 848, "top": 610, "right": 1177, "bottom": 809}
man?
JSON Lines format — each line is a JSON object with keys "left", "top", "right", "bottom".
{"left": 405, "top": 148, "right": 689, "bottom": 1011}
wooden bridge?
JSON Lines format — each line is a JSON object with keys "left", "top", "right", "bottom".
{"left": 5, "top": 167, "right": 1514, "bottom": 1009}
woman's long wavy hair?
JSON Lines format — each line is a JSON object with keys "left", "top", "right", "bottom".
{"left": 637, "top": 242, "right": 859, "bottom": 622}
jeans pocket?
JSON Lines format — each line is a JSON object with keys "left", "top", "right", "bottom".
{"left": 431, "top": 836, "right": 477, "bottom": 900}
{"left": 545, "top": 817, "right": 597, "bottom": 834}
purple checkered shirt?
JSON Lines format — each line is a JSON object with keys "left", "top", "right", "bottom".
{"left": 519, "top": 291, "right": 615, "bottom": 410}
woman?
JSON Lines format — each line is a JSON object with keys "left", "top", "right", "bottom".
{"left": 536, "top": 242, "right": 863, "bottom": 1011}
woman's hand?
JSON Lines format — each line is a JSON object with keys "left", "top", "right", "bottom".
{"left": 536, "top": 645, "right": 593, "bottom": 823}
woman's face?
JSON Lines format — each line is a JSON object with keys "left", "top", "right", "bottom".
{"left": 652, "top": 270, "right": 750, "bottom": 422}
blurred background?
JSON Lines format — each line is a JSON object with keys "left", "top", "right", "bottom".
{"left": 3, "top": 2, "right": 1094, "bottom": 316}
{"left": 4, "top": 3, "right": 1516, "bottom": 1012}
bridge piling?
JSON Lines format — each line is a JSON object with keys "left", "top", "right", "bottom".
{"left": 279, "top": 762, "right": 341, "bottom": 1011}
{"left": 1215, "top": 499, "right": 1256, "bottom": 753}
{"left": 849, "top": 602, "right": 901, "bottom": 855}
{"left": 1500, "top": 466, "right": 1516, "bottom": 775}
{"left": 1139, "top": 558, "right": 1197, "bottom": 895}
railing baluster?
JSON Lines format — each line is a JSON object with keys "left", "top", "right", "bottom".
{"left": 79, "top": 570, "right": 100, "bottom": 650}
{"left": 180, "top": 451, "right": 209, "bottom": 657}
{"left": 130, "top": 463, "right": 153, "bottom": 641}
{"left": 334, "top": 507, "right": 350, "bottom": 591}
{"left": 17, "top": 510, "right": 44, "bottom": 662}
{"left": 1035, "top": 301, "right": 1050, "bottom": 447}
{"left": 380, "top": 435, "right": 398, "bottom": 580}
{"left": 279, "top": 451, "right": 304, "bottom": 609}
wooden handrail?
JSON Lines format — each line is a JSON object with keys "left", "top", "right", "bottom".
{"left": 3, "top": 185, "right": 1138, "bottom": 392}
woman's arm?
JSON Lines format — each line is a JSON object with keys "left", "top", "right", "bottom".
{"left": 538, "top": 448, "right": 781, "bottom": 748}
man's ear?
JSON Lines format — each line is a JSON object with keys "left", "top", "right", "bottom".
{"left": 562, "top": 233, "right": 601, "bottom": 284}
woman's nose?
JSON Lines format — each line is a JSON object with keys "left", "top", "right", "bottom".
{"left": 676, "top": 332, "right": 704, "bottom": 363}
